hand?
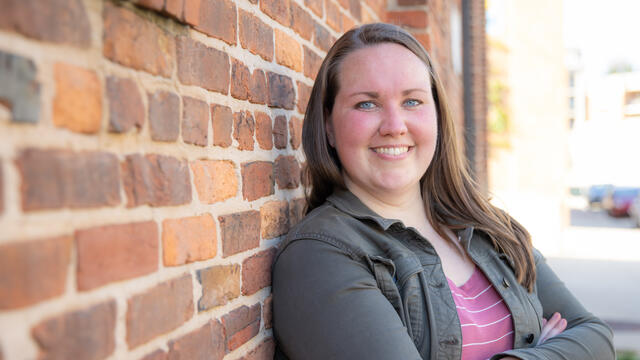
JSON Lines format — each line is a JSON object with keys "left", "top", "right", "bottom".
{"left": 537, "top": 312, "right": 568, "bottom": 345}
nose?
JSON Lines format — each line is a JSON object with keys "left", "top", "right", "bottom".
{"left": 379, "top": 105, "right": 408, "bottom": 136}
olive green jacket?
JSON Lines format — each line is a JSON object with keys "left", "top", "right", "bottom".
{"left": 272, "top": 190, "right": 615, "bottom": 359}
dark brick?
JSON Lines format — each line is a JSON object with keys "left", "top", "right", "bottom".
{"left": 289, "top": 116, "right": 302, "bottom": 150}
{"left": 0, "top": 0, "right": 91, "bottom": 48}
{"left": 303, "top": 46, "right": 322, "bottom": 79}
{"left": 0, "top": 236, "right": 71, "bottom": 309}
{"left": 275, "top": 155, "right": 300, "bottom": 189}
{"left": 290, "top": 2, "right": 314, "bottom": 41}
{"left": 0, "top": 51, "right": 40, "bottom": 124}
{"left": 106, "top": 76, "right": 144, "bottom": 133}
{"left": 241, "top": 162, "right": 274, "bottom": 202}
{"left": 263, "top": 295, "right": 273, "bottom": 329}
{"left": 267, "top": 72, "right": 295, "bottom": 110}
{"left": 177, "top": 36, "right": 229, "bottom": 94}
{"left": 233, "top": 111, "right": 255, "bottom": 151}
{"left": 254, "top": 111, "right": 273, "bottom": 150}
{"left": 182, "top": 96, "right": 209, "bottom": 146}
{"left": 211, "top": 104, "right": 233, "bottom": 147}
{"left": 273, "top": 115, "right": 288, "bottom": 149}
{"left": 32, "top": 300, "right": 116, "bottom": 360}
{"left": 239, "top": 338, "right": 276, "bottom": 360}
{"left": 148, "top": 90, "right": 180, "bottom": 142}
{"left": 313, "top": 23, "right": 333, "bottom": 52}
{"left": 239, "top": 10, "right": 274, "bottom": 61}
{"left": 167, "top": 321, "right": 225, "bottom": 360}
{"left": 219, "top": 210, "right": 261, "bottom": 257}
{"left": 17, "top": 149, "right": 120, "bottom": 211}
{"left": 222, "top": 304, "right": 261, "bottom": 351}
{"left": 231, "top": 59, "right": 250, "bottom": 100}
{"left": 296, "top": 81, "right": 312, "bottom": 114}
{"left": 242, "top": 248, "right": 276, "bottom": 295}
{"left": 197, "top": 264, "right": 240, "bottom": 311}
{"left": 249, "top": 69, "right": 268, "bottom": 105}
{"left": 289, "top": 197, "right": 307, "bottom": 227}
{"left": 121, "top": 154, "right": 192, "bottom": 207}
{"left": 184, "top": 0, "right": 237, "bottom": 45}
{"left": 260, "top": 0, "right": 290, "bottom": 27}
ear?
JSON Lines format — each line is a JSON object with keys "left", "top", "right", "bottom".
{"left": 325, "top": 117, "right": 335, "bottom": 147}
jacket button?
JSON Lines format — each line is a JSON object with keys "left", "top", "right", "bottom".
{"left": 525, "top": 333, "right": 535, "bottom": 344}
{"left": 502, "top": 277, "right": 510, "bottom": 288}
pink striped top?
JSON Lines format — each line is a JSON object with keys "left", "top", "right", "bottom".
{"left": 447, "top": 267, "right": 514, "bottom": 360}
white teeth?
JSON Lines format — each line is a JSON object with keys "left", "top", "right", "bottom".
{"left": 373, "top": 146, "right": 409, "bottom": 155}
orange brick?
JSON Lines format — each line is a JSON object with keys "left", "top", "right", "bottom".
{"left": 387, "top": 10, "right": 428, "bottom": 29}
{"left": 185, "top": 0, "right": 237, "bottom": 45}
{"left": 53, "top": 63, "right": 101, "bottom": 134}
{"left": 305, "top": 0, "right": 323, "bottom": 17}
{"left": 254, "top": 111, "right": 273, "bottom": 150}
{"left": 275, "top": 29, "right": 302, "bottom": 72}
{"left": 325, "top": 0, "right": 342, "bottom": 32}
{"left": 239, "top": 10, "right": 274, "bottom": 61}
{"left": 290, "top": 2, "right": 314, "bottom": 41}
{"left": 342, "top": 12, "right": 356, "bottom": 31}
{"left": 162, "top": 214, "right": 216, "bottom": 266}
{"left": 260, "top": 200, "right": 289, "bottom": 239}
{"left": 190, "top": 160, "right": 237, "bottom": 204}
{"left": 197, "top": 264, "right": 241, "bottom": 310}
{"left": 260, "top": 0, "right": 290, "bottom": 27}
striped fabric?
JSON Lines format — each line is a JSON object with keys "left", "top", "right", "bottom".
{"left": 447, "top": 267, "right": 514, "bottom": 360}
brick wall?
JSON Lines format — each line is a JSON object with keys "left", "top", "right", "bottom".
{"left": 0, "top": 0, "right": 483, "bottom": 359}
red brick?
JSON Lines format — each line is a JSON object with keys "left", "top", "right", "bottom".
{"left": 137, "top": 0, "right": 164, "bottom": 11}
{"left": 107, "top": 76, "right": 144, "bottom": 133}
{"left": 219, "top": 210, "right": 261, "bottom": 257}
{"left": 254, "top": 111, "right": 273, "bottom": 150}
{"left": 177, "top": 36, "right": 229, "bottom": 94}
{"left": 239, "top": 10, "right": 274, "bottom": 62}
{"left": 162, "top": 214, "right": 216, "bottom": 266}
{"left": 32, "top": 300, "right": 116, "bottom": 360}
{"left": 325, "top": 0, "right": 342, "bottom": 32}
{"left": 0, "top": 0, "right": 91, "bottom": 48}
{"left": 273, "top": 115, "right": 288, "bottom": 149}
{"left": 182, "top": 96, "right": 209, "bottom": 146}
{"left": 0, "top": 164, "right": 3, "bottom": 214}
{"left": 414, "top": 33, "right": 431, "bottom": 52}
{"left": 17, "top": 149, "right": 120, "bottom": 211}
{"left": 241, "top": 162, "right": 274, "bottom": 202}
{"left": 336, "top": 0, "right": 349, "bottom": 10}
{"left": 387, "top": 10, "right": 428, "bottom": 28}
{"left": 242, "top": 248, "right": 276, "bottom": 295}
{"left": 289, "top": 116, "right": 303, "bottom": 150}
{"left": 305, "top": 0, "right": 323, "bottom": 17}
{"left": 275, "top": 155, "right": 301, "bottom": 189}
{"left": 238, "top": 338, "right": 275, "bottom": 360}
{"left": 398, "top": 0, "right": 427, "bottom": 5}
{"left": 164, "top": 0, "right": 185, "bottom": 20}
{"left": 53, "top": 63, "right": 102, "bottom": 134}
{"left": 260, "top": 0, "right": 290, "bottom": 27}
{"left": 275, "top": 29, "right": 303, "bottom": 72}
{"left": 211, "top": 104, "right": 233, "bottom": 147}
{"left": 222, "top": 304, "right": 261, "bottom": 351}
{"left": 0, "top": 236, "right": 70, "bottom": 309}
{"left": 197, "top": 264, "right": 240, "bottom": 310}
{"left": 313, "top": 23, "right": 333, "bottom": 52}
{"left": 148, "top": 90, "right": 180, "bottom": 142}
{"left": 121, "top": 154, "right": 191, "bottom": 207}
{"left": 263, "top": 295, "right": 273, "bottom": 329}
{"left": 76, "top": 221, "right": 158, "bottom": 291}
{"left": 231, "top": 59, "right": 250, "bottom": 100}
{"left": 140, "top": 349, "right": 167, "bottom": 360}
{"left": 296, "top": 81, "right": 312, "bottom": 114}
{"left": 191, "top": 160, "right": 237, "bottom": 203}
{"left": 167, "top": 321, "right": 225, "bottom": 360}
{"left": 267, "top": 72, "right": 295, "bottom": 110}
{"left": 103, "top": 2, "right": 174, "bottom": 77}
{"left": 126, "top": 275, "right": 194, "bottom": 348}
{"left": 249, "top": 69, "right": 268, "bottom": 105}
{"left": 185, "top": 0, "right": 237, "bottom": 45}
{"left": 289, "top": 197, "right": 307, "bottom": 227}
{"left": 290, "top": 2, "right": 314, "bottom": 41}
{"left": 260, "top": 201, "right": 289, "bottom": 239}
{"left": 303, "top": 46, "right": 322, "bottom": 79}
{"left": 233, "top": 111, "right": 255, "bottom": 151}
{"left": 348, "top": 0, "right": 362, "bottom": 20}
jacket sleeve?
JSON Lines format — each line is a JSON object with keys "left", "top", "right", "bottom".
{"left": 272, "top": 239, "right": 423, "bottom": 360}
{"left": 493, "top": 249, "right": 615, "bottom": 360}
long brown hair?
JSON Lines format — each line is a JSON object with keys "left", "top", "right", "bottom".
{"left": 302, "top": 23, "right": 536, "bottom": 291}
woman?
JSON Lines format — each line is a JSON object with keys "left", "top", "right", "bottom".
{"left": 272, "top": 23, "right": 614, "bottom": 360}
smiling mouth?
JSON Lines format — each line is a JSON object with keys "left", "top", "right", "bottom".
{"left": 371, "top": 146, "right": 411, "bottom": 155}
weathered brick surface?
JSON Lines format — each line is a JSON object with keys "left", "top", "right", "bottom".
{"left": 222, "top": 304, "right": 261, "bottom": 351}
{"left": 263, "top": 295, "right": 273, "bottom": 329}
{"left": 0, "top": 51, "right": 41, "bottom": 124}
{"left": 191, "top": 160, "right": 237, "bottom": 203}
{"left": 267, "top": 72, "right": 295, "bottom": 110}
{"left": 326, "top": 0, "right": 342, "bottom": 32}
{"left": 275, "top": 30, "right": 303, "bottom": 72}
{"left": 233, "top": 111, "right": 255, "bottom": 151}
{"left": 275, "top": 155, "right": 301, "bottom": 189}
{"left": 185, "top": 0, "right": 236, "bottom": 45}
{"left": 296, "top": 81, "right": 312, "bottom": 114}
{"left": 290, "top": 2, "right": 314, "bottom": 41}
{"left": 137, "top": 0, "right": 164, "bottom": 12}
{"left": 273, "top": 116, "right": 288, "bottom": 150}
{"left": 148, "top": 90, "right": 180, "bottom": 142}
{"left": 305, "top": 0, "right": 324, "bottom": 17}
{"left": 121, "top": 154, "right": 191, "bottom": 207}
{"left": 0, "top": 236, "right": 71, "bottom": 309}
{"left": 313, "top": 23, "right": 333, "bottom": 52}
{"left": 162, "top": 214, "right": 217, "bottom": 266}
{"left": 53, "top": 63, "right": 102, "bottom": 134}
{"left": 76, "top": 221, "right": 158, "bottom": 291}
{"left": 260, "top": 0, "right": 290, "bottom": 27}
{"left": 289, "top": 116, "right": 303, "bottom": 149}
{"left": 219, "top": 210, "right": 261, "bottom": 257}
{"left": 106, "top": 76, "right": 144, "bottom": 133}
{"left": 32, "top": 300, "right": 116, "bottom": 360}
{"left": 0, "top": 0, "right": 91, "bottom": 48}
{"left": 103, "top": 2, "right": 174, "bottom": 78}
{"left": 241, "top": 162, "right": 274, "bottom": 201}
{"left": 387, "top": 10, "right": 428, "bottom": 28}
{"left": 166, "top": 321, "right": 226, "bottom": 360}
{"left": 17, "top": 149, "right": 120, "bottom": 211}
{"left": 177, "top": 36, "right": 230, "bottom": 94}
{"left": 182, "top": 96, "right": 209, "bottom": 146}
{"left": 231, "top": 59, "right": 251, "bottom": 100}
{"left": 260, "top": 201, "right": 289, "bottom": 239}
{"left": 211, "top": 104, "right": 233, "bottom": 147}
{"left": 289, "top": 197, "right": 307, "bottom": 227}
{"left": 165, "top": 0, "right": 185, "bottom": 20}
{"left": 254, "top": 112, "right": 273, "bottom": 150}
{"left": 126, "top": 275, "right": 194, "bottom": 348}
{"left": 239, "top": 10, "right": 274, "bottom": 62}
{"left": 197, "top": 264, "right": 241, "bottom": 310}
{"left": 249, "top": 69, "right": 268, "bottom": 105}
{"left": 303, "top": 46, "right": 323, "bottom": 79}
{"left": 238, "top": 338, "right": 276, "bottom": 360}
{"left": 242, "top": 248, "right": 276, "bottom": 295}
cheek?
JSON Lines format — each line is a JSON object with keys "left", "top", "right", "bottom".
{"left": 333, "top": 111, "right": 377, "bottom": 147}
{"left": 409, "top": 107, "right": 438, "bottom": 141}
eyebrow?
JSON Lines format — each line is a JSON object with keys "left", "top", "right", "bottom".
{"left": 348, "top": 88, "right": 430, "bottom": 98}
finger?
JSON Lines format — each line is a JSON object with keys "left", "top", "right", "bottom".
{"left": 544, "top": 318, "right": 567, "bottom": 339}
{"left": 542, "top": 318, "right": 548, "bottom": 326}
{"left": 540, "top": 313, "right": 561, "bottom": 340}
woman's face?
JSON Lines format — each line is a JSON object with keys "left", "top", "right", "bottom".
{"left": 326, "top": 43, "right": 438, "bottom": 202}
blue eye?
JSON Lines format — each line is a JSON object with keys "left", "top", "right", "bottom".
{"left": 404, "top": 99, "right": 422, "bottom": 107}
{"left": 356, "top": 101, "right": 376, "bottom": 110}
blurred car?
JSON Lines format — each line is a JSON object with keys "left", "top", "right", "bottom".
{"left": 630, "top": 194, "right": 640, "bottom": 227}
{"left": 587, "top": 184, "right": 613, "bottom": 207}
{"left": 601, "top": 187, "right": 640, "bottom": 217}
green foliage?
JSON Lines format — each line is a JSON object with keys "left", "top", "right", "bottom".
{"left": 488, "top": 78, "right": 510, "bottom": 134}
{"left": 617, "top": 350, "right": 640, "bottom": 360}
